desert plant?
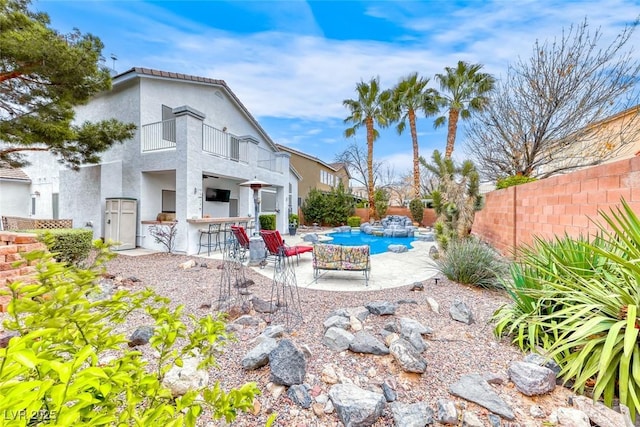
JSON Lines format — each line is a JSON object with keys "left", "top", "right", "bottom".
{"left": 347, "top": 216, "right": 361, "bottom": 227}
{"left": 409, "top": 198, "right": 424, "bottom": 225}
{"left": 259, "top": 214, "right": 276, "bottom": 230}
{"left": 149, "top": 221, "right": 178, "bottom": 253}
{"left": 435, "top": 238, "right": 507, "bottom": 289}
{"left": 493, "top": 199, "right": 640, "bottom": 419}
{"left": 0, "top": 242, "right": 263, "bottom": 426}
{"left": 496, "top": 175, "right": 538, "bottom": 189}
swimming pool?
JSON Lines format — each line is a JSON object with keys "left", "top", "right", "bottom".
{"left": 325, "top": 231, "right": 416, "bottom": 255}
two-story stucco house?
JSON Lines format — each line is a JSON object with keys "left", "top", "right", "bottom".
{"left": 275, "top": 144, "right": 350, "bottom": 212}
{"left": 17, "top": 67, "right": 297, "bottom": 255}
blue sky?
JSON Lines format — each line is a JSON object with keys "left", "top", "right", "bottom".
{"left": 36, "top": 0, "right": 640, "bottom": 176}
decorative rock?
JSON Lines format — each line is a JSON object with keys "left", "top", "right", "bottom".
{"left": 251, "top": 297, "right": 277, "bottom": 313}
{"left": 410, "top": 281, "right": 424, "bottom": 291}
{"left": 241, "top": 337, "right": 277, "bottom": 370}
{"left": 384, "top": 333, "right": 399, "bottom": 347}
{"left": 390, "top": 402, "right": 434, "bottom": 427}
{"left": 269, "top": 339, "right": 306, "bottom": 386}
{"left": 530, "top": 404, "right": 545, "bottom": 418}
{"left": 366, "top": 301, "right": 397, "bottom": 316}
{"left": 388, "top": 244, "right": 408, "bottom": 253}
{"left": 346, "top": 306, "right": 371, "bottom": 322}
{"left": 383, "top": 321, "right": 397, "bottom": 333}
{"left": 303, "top": 233, "right": 319, "bottom": 243}
{"left": 261, "top": 324, "right": 286, "bottom": 339}
{"left": 349, "top": 331, "right": 389, "bottom": 355}
{"left": 287, "top": 384, "right": 312, "bottom": 409}
{"left": 550, "top": 407, "right": 590, "bottom": 426}
{"left": 508, "top": 361, "right": 555, "bottom": 396}
{"left": 350, "top": 315, "right": 363, "bottom": 332}
{"left": 328, "top": 383, "right": 386, "bottom": 427}
{"left": 422, "top": 232, "right": 435, "bottom": 242}
{"left": 312, "top": 402, "right": 325, "bottom": 417}
{"left": 449, "top": 299, "right": 474, "bottom": 324}
{"left": 436, "top": 399, "right": 458, "bottom": 425}
{"left": 397, "top": 299, "right": 418, "bottom": 305}
{"left": 461, "top": 411, "right": 483, "bottom": 427}
{"left": 407, "top": 330, "right": 428, "bottom": 353}
{"left": 426, "top": 297, "right": 440, "bottom": 314}
{"left": 487, "top": 413, "right": 501, "bottom": 427}
{"left": 323, "top": 315, "right": 350, "bottom": 331}
{"left": 266, "top": 382, "right": 285, "bottom": 399}
{"left": 523, "top": 352, "right": 561, "bottom": 376}
{"left": 321, "top": 365, "right": 339, "bottom": 384}
{"left": 398, "top": 317, "right": 433, "bottom": 337}
{"left": 178, "top": 259, "right": 196, "bottom": 269}
{"left": 429, "top": 245, "right": 439, "bottom": 259}
{"left": 162, "top": 355, "right": 209, "bottom": 397}
{"left": 483, "top": 372, "right": 508, "bottom": 385}
{"left": 128, "top": 325, "right": 154, "bottom": 347}
{"left": 233, "top": 315, "right": 263, "bottom": 327}
{"left": 381, "top": 382, "right": 397, "bottom": 402}
{"left": 324, "top": 399, "right": 334, "bottom": 414}
{"left": 449, "top": 374, "right": 515, "bottom": 420}
{"left": 323, "top": 327, "right": 355, "bottom": 351}
{"left": 0, "top": 331, "right": 19, "bottom": 349}
{"left": 389, "top": 338, "right": 427, "bottom": 373}
{"left": 571, "top": 395, "right": 627, "bottom": 427}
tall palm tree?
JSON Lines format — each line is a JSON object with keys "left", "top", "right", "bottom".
{"left": 343, "top": 77, "right": 392, "bottom": 219}
{"left": 434, "top": 61, "right": 495, "bottom": 159}
{"left": 391, "top": 72, "right": 439, "bottom": 198}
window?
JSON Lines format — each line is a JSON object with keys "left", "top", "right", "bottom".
{"left": 162, "top": 190, "right": 176, "bottom": 213}
{"left": 31, "top": 196, "right": 36, "bottom": 215}
{"left": 261, "top": 190, "right": 277, "bottom": 212}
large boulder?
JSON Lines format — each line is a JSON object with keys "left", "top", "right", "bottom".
{"left": 329, "top": 383, "right": 386, "bottom": 427}
{"left": 269, "top": 339, "right": 307, "bottom": 386}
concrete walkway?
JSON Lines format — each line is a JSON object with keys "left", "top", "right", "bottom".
{"left": 116, "top": 229, "right": 440, "bottom": 293}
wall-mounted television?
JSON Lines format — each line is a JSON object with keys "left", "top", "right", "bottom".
{"left": 205, "top": 188, "right": 231, "bottom": 202}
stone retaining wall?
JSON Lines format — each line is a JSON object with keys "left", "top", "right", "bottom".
{"left": 0, "top": 232, "right": 47, "bottom": 311}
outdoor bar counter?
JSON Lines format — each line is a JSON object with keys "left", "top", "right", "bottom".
{"left": 185, "top": 217, "right": 252, "bottom": 255}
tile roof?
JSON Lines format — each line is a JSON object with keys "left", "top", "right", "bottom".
{"left": 0, "top": 163, "right": 31, "bottom": 182}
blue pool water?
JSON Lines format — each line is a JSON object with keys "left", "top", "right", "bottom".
{"left": 325, "top": 231, "right": 416, "bottom": 255}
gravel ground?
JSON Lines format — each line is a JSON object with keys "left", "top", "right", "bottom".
{"left": 99, "top": 252, "right": 574, "bottom": 427}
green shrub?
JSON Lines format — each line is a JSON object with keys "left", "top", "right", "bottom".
{"left": 33, "top": 228, "right": 93, "bottom": 265}
{"left": 435, "top": 238, "right": 507, "bottom": 289}
{"left": 496, "top": 175, "right": 537, "bottom": 189}
{"left": 493, "top": 199, "right": 640, "bottom": 419}
{"left": 347, "top": 216, "right": 361, "bottom": 227}
{"left": 409, "top": 199, "right": 424, "bottom": 225}
{"left": 373, "top": 188, "right": 389, "bottom": 220}
{"left": 259, "top": 214, "right": 276, "bottom": 230}
{"left": 0, "top": 242, "right": 264, "bottom": 426}
{"left": 301, "top": 182, "right": 355, "bottom": 226}
{"left": 288, "top": 213, "right": 299, "bottom": 227}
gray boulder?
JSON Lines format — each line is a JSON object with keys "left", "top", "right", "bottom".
{"left": 323, "top": 327, "right": 355, "bottom": 351}
{"left": 269, "top": 339, "right": 306, "bottom": 386}
{"left": 381, "top": 382, "right": 397, "bottom": 402}
{"left": 449, "top": 374, "right": 515, "bottom": 420}
{"left": 162, "top": 355, "right": 209, "bottom": 397}
{"left": 323, "top": 314, "right": 350, "bottom": 331}
{"left": 349, "top": 331, "right": 389, "bottom": 355}
{"left": 571, "top": 395, "right": 630, "bottom": 427}
{"left": 128, "top": 325, "right": 154, "bottom": 347}
{"left": 550, "top": 408, "right": 590, "bottom": 427}
{"left": 390, "top": 402, "right": 434, "bottom": 427}
{"left": 261, "top": 324, "right": 286, "bottom": 339}
{"left": 436, "top": 399, "right": 458, "bottom": 424}
{"left": 389, "top": 338, "right": 427, "bottom": 373}
{"left": 302, "top": 233, "right": 319, "bottom": 243}
{"left": 508, "top": 361, "right": 556, "bottom": 396}
{"left": 241, "top": 337, "right": 277, "bottom": 370}
{"left": 251, "top": 296, "right": 278, "bottom": 313}
{"left": 449, "top": 299, "right": 474, "bottom": 324}
{"left": 329, "top": 383, "right": 386, "bottom": 427}
{"left": 523, "top": 352, "right": 561, "bottom": 376}
{"left": 388, "top": 244, "right": 408, "bottom": 253}
{"left": 287, "top": 384, "right": 312, "bottom": 409}
{"left": 366, "top": 301, "right": 397, "bottom": 316}
{"left": 398, "top": 317, "right": 433, "bottom": 337}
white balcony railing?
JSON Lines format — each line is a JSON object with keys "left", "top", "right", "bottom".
{"left": 141, "top": 119, "right": 176, "bottom": 152}
{"left": 202, "top": 124, "right": 248, "bottom": 163}
{"left": 257, "top": 146, "right": 283, "bottom": 173}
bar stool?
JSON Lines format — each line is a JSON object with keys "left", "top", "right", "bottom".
{"left": 198, "top": 223, "right": 222, "bottom": 255}
{"left": 221, "top": 221, "right": 235, "bottom": 251}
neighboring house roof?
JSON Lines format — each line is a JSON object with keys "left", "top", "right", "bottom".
{"left": 290, "top": 165, "right": 302, "bottom": 182}
{"left": 0, "top": 163, "right": 31, "bottom": 182}
{"left": 276, "top": 144, "right": 342, "bottom": 172}
{"left": 114, "top": 67, "right": 280, "bottom": 152}
{"left": 328, "top": 161, "right": 352, "bottom": 179}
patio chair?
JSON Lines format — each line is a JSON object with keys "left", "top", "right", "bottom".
{"left": 230, "top": 225, "right": 250, "bottom": 261}
{"left": 259, "top": 230, "right": 313, "bottom": 268}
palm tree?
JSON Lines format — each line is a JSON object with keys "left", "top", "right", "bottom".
{"left": 434, "top": 61, "right": 495, "bottom": 159}
{"left": 343, "top": 77, "right": 392, "bottom": 219}
{"left": 391, "top": 72, "right": 439, "bottom": 198}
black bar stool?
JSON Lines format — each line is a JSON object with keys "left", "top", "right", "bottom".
{"left": 198, "top": 223, "right": 222, "bottom": 255}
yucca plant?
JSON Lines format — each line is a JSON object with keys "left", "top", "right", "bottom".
{"left": 494, "top": 198, "right": 640, "bottom": 419}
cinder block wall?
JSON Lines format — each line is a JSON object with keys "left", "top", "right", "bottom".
{"left": 0, "top": 232, "right": 47, "bottom": 311}
{"left": 472, "top": 156, "right": 640, "bottom": 256}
